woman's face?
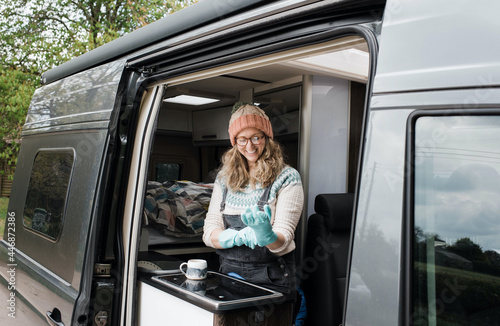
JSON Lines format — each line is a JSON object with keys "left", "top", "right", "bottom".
{"left": 235, "top": 127, "right": 266, "bottom": 168}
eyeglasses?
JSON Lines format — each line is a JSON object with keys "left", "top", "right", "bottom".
{"left": 235, "top": 135, "right": 265, "bottom": 146}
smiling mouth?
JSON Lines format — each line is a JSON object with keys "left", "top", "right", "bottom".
{"left": 246, "top": 149, "right": 256, "bottom": 154}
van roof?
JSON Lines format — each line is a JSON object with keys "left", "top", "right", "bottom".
{"left": 41, "top": 0, "right": 289, "bottom": 85}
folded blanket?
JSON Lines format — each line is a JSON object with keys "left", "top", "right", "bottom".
{"left": 144, "top": 180, "right": 213, "bottom": 237}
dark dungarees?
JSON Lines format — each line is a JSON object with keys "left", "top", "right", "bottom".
{"left": 216, "top": 186, "right": 296, "bottom": 298}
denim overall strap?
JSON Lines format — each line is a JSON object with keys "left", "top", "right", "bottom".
{"left": 257, "top": 186, "right": 271, "bottom": 211}
{"left": 220, "top": 187, "right": 228, "bottom": 213}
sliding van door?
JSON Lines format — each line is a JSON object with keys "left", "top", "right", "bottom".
{"left": 0, "top": 59, "right": 126, "bottom": 326}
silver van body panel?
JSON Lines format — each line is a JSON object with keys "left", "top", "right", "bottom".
{"left": 347, "top": 88, "right": 500, "bottom": 325}
{"left": 371, "top": 88, "right": 500, "bottom": 111}
{"left": 0, "top": 130, "right": 109, "bottom": 325}
{"left": 346, "top": 108, "right": 411, "bottom": 325}
{"left": 2, "top": 55, "right": 122, "bottom": 325}
{"left": 373, "top": 0, "right": 500, "bottom": 94}
{"left": 346, "top": 0, "right": 500, "bottom": 324}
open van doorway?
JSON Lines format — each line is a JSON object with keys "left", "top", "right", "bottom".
{"left": 123, "top": 35, "right": 371, "bottom": 325}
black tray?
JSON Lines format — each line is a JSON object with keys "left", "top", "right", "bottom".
{"left": 152, "top": 271, "right": 283, "bottom": 311}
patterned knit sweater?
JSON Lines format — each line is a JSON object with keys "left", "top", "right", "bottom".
{"left": 203, "top": 166, "right": 304, "bottom": 256}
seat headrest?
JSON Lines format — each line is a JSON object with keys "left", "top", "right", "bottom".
{"left": 314, "top": 193, "right": 354, "bottom": 231}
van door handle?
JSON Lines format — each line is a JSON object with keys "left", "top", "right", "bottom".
{"left": 46, "top": 307, "right": 65, "bottom": 326}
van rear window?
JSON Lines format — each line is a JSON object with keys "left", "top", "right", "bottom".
{"left": 23, "top": 149, "right": 74, "bottom": 240}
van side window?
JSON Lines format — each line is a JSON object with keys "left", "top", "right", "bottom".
{"left": 23, "top": 149, "right": 74, "bottom": 240}
{"left": 411, "top": 114, "right": 500, "bottom": 325}
{"left": 156, "top": 163, "right": 181, "bottom": 183}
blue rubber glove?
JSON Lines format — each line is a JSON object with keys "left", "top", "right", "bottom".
{"left": 218, "top": 229, "right": 244, "bottom": 248}
{"left": 238, "top": 227, "right": 258, "bottom": 249}
{"left": 241, "top": 205, "right": 278, "bottom": 247}
{"left": 218, "top": 228, "right": 258, "bottom": 249}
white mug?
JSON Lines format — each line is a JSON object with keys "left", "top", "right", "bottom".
{"left": 180, "top": 259, "right": 208, "bottom": 280}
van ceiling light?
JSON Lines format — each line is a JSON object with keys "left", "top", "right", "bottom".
{"left": 164, "top": 95, "right": 220, "bottom": 105}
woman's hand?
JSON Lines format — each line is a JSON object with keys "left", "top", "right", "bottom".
{"left": 241, "top": 205, "right": 278, "bottom": 246}
{"left": 237, "top": 227, "right": 258, "bottom": 249}
{"left": 218, "top": 229, "right": 243, "bottom": 248}
{"left": 217, "top": 227, "right": 258, "bottom": 249}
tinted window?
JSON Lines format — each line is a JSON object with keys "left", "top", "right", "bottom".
{"left": 156, "top": 163, "right": 181, "bottom": 183}
{"left": 23, "top": 149, "right": 74, "bottom": 240}
{"left": 412, "top": 115, "right": 500, "bottom": 325}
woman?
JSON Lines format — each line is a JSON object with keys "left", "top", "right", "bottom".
{"left": 203, "top": 102, "right": 304, "bottom": 298}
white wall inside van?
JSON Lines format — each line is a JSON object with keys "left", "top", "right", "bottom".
{"left": 307, "top": 76, "right": 349, "bottom": 216}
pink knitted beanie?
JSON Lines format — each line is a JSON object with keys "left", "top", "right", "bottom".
{"left": 228, "top": 103, "right": 273, "bottom": 146}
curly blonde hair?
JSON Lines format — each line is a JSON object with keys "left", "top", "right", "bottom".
{"left": 219, "top": 137, "right": 285, "bottom": 191}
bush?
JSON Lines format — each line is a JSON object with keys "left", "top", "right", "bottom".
{"left": 0, "top": 197, "right": 8, "bottom": 238}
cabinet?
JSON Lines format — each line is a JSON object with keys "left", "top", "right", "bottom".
{"left": 157, "top": 108, "right": 192, "bottom": 132}
{"left": 138, "top": 272, "right": 293, "bottom": 326}
{"left": 192, "top": 107, "right": 232, "bottom": 142}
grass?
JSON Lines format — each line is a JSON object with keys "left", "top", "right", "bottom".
{"left": 0, "top": 197, "right": 8, "bottom": 239}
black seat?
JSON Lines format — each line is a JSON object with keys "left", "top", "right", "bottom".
{"left": 302, "top": 193, "right": 354, "bottom": 326}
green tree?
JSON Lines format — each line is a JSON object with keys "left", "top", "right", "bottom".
{"left": 0, "top": 0, "right": 196, "bottom": 175}
{"left": 447, "top": 237, "right": 487, "bottom": 262}
{"left": 0, "top": 66, "right": 37, "bottom": 168}
{"left": 1, "top": 0, "right": 196, "bottom": 72}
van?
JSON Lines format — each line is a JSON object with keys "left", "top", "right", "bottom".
{"left": 2, "top": 0, "right": 500, "bottom": 325}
